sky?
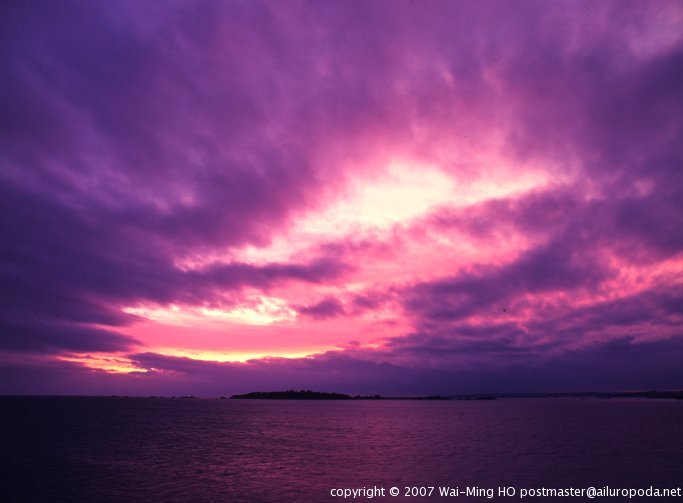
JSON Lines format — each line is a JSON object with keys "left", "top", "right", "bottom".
{"left": 1, "top": 0, "right": 683, "bottom": 396}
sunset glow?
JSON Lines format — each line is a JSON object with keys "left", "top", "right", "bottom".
{"left": 2, "top": 0, "right": 683, "bottom": 396}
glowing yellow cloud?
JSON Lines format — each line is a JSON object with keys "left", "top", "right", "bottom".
{"left": 123, "top": 296, "right": 296, "bottom": 327}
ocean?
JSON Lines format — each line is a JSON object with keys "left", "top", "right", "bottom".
{"left": 1, "top": 397, "right": 682, "bottom": 502}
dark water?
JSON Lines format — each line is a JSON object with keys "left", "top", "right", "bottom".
{"left": 1, "top": 397, "right": 682, "bottom": 502}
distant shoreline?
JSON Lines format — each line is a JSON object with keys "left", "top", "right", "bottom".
{"left": 229, "top": 390, "right": 483, "bottom": 400}
{"left": 1, "top": 390, "right": 682, "bottom": 400}
{"left": 228, "top": 390, "right": 683, "bottom": 401}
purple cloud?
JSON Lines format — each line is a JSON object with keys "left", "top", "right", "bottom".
{"left": 297, "top": 297, "right": 346, "bottom": 320}
{"left": 2, "top": 335, "right": 683, "bottom": 396}
{"left": 1, "top": 0, "right": 682, "bottom": 394}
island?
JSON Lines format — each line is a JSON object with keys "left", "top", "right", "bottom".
{"left": 230, "top": 390, "right": 475, "bottom": 400}
{"left": 231, "top": 390, "right": 354, "bottom": 400}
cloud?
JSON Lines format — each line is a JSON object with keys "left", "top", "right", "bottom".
{"left": 297, "top": 297, "right": 346, "bottom": 320}
{"left": 1, "top": 0, "right": 682, "bottom": 392}
{"left": 0, "top": 321, "right": 138, "bottom": 354}
{"left": 390, "top": 283, "right": 683, "bottom": 372}
{"left": 3, "top": 334, "right": 683, "bottom": 396}
{"left": 403, "top": 234, "right": 611, "bottom": 323}
{"left": 0, "top": 176, "right": 349, "bottom": 353}
{"left": 127, "top": 334, "right": 683, "bottom": 395}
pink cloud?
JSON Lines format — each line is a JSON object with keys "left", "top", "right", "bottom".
{"left": 1, "top": 0, "right": 683, "bottom": 394}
